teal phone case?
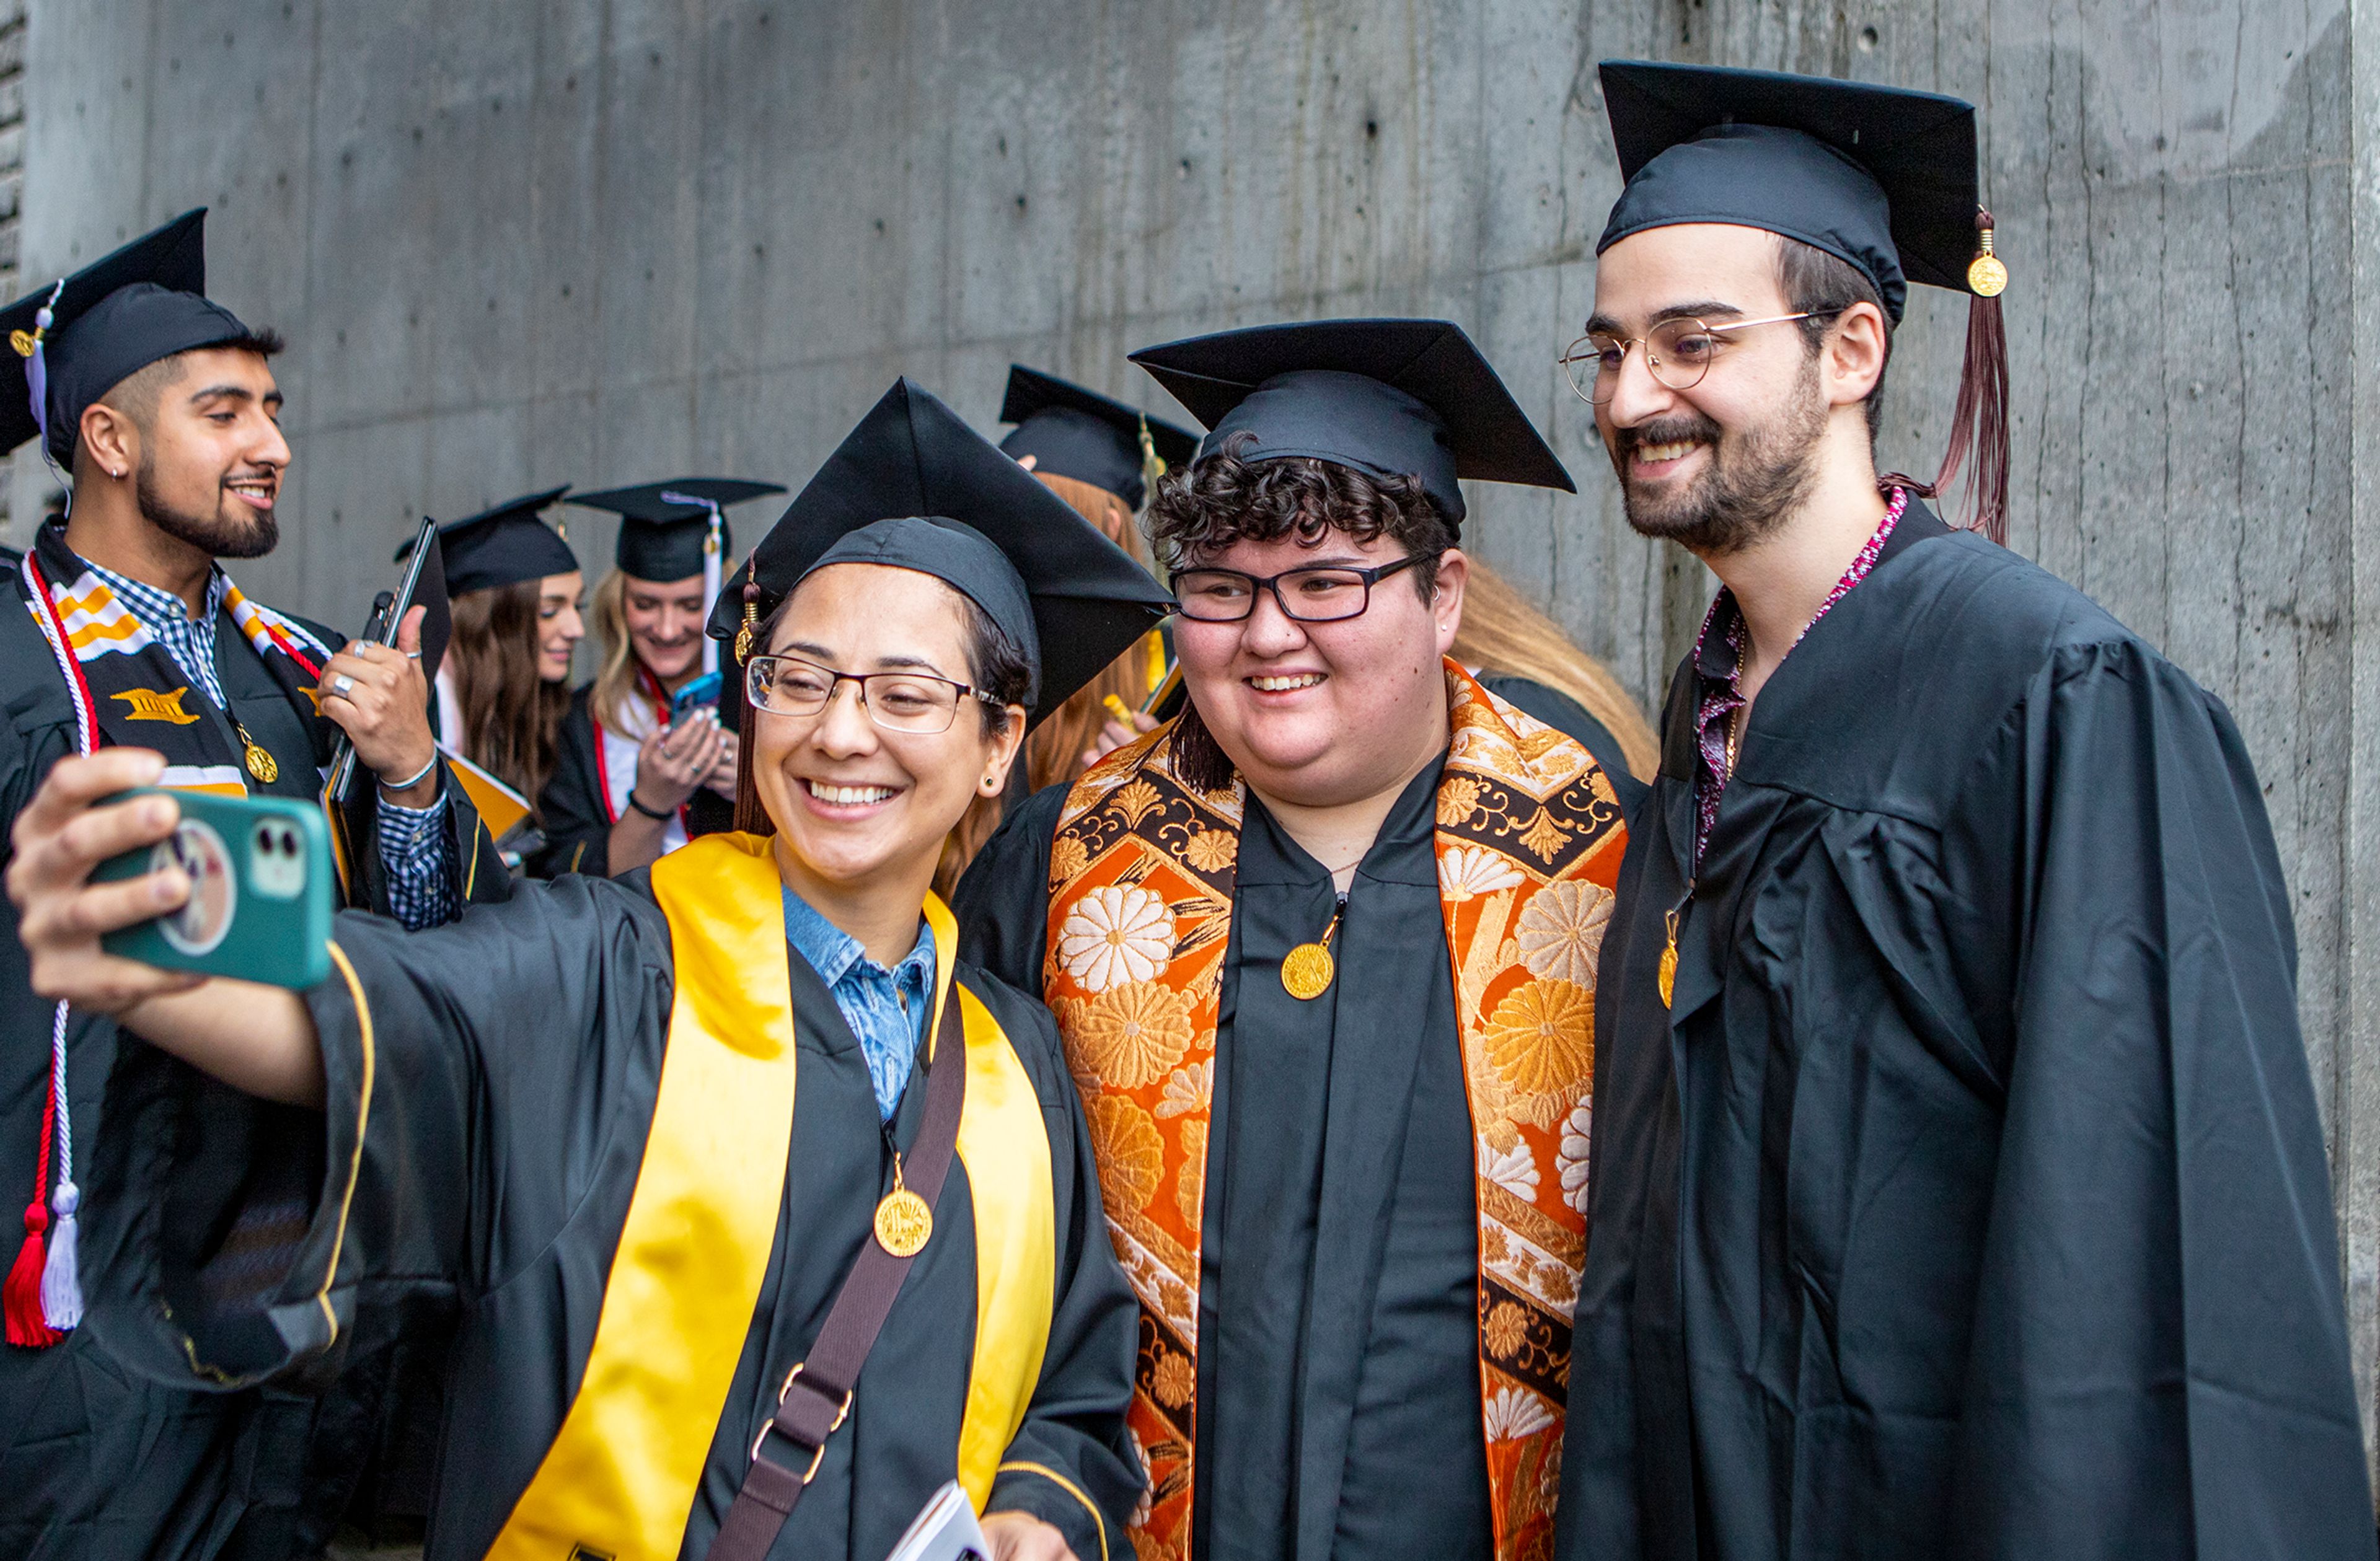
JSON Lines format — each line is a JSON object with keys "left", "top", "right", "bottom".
{"left": 94, "top": 789, "right": 335, "bottom": 990}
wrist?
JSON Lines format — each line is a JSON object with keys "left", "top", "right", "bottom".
{"left": 377, "top": 750, "right": 441, "bottom": 807}
{"left": 625, "top": 789, "right": 674, "bottom": 821}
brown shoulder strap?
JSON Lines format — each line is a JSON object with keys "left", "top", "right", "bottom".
{"left": 703, "top": 996, "right": 969, "bottom": 1561}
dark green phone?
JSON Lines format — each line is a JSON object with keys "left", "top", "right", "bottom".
{"left": 93, "top": 788, "right": 335, "bottom": 990}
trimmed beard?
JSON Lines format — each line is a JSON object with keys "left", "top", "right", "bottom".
{"left": 1610, "top": 358, "right": 1828, "bottom": 556}
{"left": 136, "top": 457, "right": 279, "bottom": 560}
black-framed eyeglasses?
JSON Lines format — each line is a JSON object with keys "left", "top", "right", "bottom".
{"left": 1557, "top": 310, "right": 1845, "bottom": 405}
{"left": 1171, "top": 554, "right": 1435, "bottom": 624}
{"left": 744, "top": 653, "right": 1007, "bottom": 735}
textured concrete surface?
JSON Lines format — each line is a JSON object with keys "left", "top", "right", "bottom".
{"left": 20, "top": 0, "right": 2380, "bottom": 1490}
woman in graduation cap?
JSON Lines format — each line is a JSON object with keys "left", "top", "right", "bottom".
{"left": 420, "top": 488, "right": 586, "bottom": 831}
{"left": 11, "top": 378, "right": 1174, "bottom": 1561}
{"left": 537, "top": 477, "right": 785, "bottom": 877}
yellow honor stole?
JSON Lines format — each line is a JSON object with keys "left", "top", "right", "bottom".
{"left": 1042, "top": 662, "right": 1626, "bottom": 1561}
{"left": 488, "top": 832, "right": 1057, "bottom": 1561}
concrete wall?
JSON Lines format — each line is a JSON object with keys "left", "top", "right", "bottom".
{"left": 22, "top": 0, "right": 2380, "bottom": 1479}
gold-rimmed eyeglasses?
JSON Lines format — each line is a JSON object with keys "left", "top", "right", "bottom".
{"left": 1557, "top": 310, "right": 1844, "bottom": 405}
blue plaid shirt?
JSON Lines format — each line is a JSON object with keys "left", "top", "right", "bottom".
{"left": 782, "top": 889, "right": 935, "bottom": 1120}
{"left": 89, "top": 560, "right": 456, "bottom": 931}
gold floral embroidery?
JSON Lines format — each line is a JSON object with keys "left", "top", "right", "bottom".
{"left": 1437, "top": 774, "right": 1484, "bottom": 827}
{"left": 1484, "top": 980, "right": 1595, "bottom": 1127}
{"left": 1514, "top": 807, "right": 1571, "bottom": 863}
{"left": 1481, "top": 1224, "right": 1510, "bottom": 1264}
{"left": 1068, "top": 982, "right": 1196, "bottom": 1089}
{"left": 1153, "top": 1060, "right": 1212, "bottom": 1119}
{"left": 1483, "top": 1300, "right": 1532, "bottom": 1360}
{"left": 1088, "top": 1096, "right": 1166, "bottom": 1220}
{"left": 1152, "top": 1350, "right": 1197, "bottom": 1409}
{"left": 1108, "top": 778, "right": 1165, "bottom": 829}
{"left": 1179, "top": 825, "right": 1236, "bottom": 874}
{"left": 1050, "top": 833, "right": 1091, "bottom": 882}
{"left": 1515, "top": 880, "right": 1613, "bottom": 987}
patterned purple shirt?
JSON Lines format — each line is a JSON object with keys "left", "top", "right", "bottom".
{"left": 1690, "top": 485, "right": 1910, "bottom": 863}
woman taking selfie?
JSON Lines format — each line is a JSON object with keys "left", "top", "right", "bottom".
{"left": 417, "top": 488, "right": 586, "bottom": 860}
{"left": 537, "top": 477, "right": 783, "bottom": 876}
{"left": 14, "top": 380, "right": 1172, "bottom": 1561}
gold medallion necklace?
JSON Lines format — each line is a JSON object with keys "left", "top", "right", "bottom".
{"left": 874, "top": 1150, "right": 933, "bottom": 1257}
{"left": 234, "top": 721, "right": 278, "bottom": 784}
{"left": 1281, "top": 897, "right": 1345, "bottom": 1001}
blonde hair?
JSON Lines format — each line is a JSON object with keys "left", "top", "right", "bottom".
{"left": 931, "top": 470, "right": 1158, "bottom": 900}
{"left": 1453, "top": 561, "right": 1659, "bottom": 780}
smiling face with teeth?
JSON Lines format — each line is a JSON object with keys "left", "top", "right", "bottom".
{"left": 1174, "top": 524, "right": 1466, "bottom": 812}
{"left": 76, "top": 345, "right": 291, "bottom": 563}
{"left": 749, "top": 562, "right": 1026, "bottom": 933}
{"left": 1587, "top": 224, "right": 1889, "bottom": 557}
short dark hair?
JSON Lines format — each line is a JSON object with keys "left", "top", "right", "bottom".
{"left": 1144, "top": 442, "right": 1455, "bottom": 791}
{"left": 1776, "top": 236, "right": 1889, "bottom": 442}
{"left": 1143, "top": 438, "right": 1454, "bottom": 598}
{"left": 86, "top": 328, "right": 289, "bottom": 465}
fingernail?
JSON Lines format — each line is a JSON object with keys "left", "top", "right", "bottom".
{"left": 144, "top": 799, "right": 175, "bottom": 828}
{"left": 152, "top": 872, "right": 182, "bottom": 904}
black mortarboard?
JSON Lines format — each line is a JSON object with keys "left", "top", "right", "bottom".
{"left": 0, "top": 209, "right": 258, "bottom": 468}
{"left": 710, "top": 377, "right": 1173, "bottom": 725}
{"left": 997, "top": 365, "right": 1201, "bottom": 511}
{"left": 1595, "top": 61, "right": 1986, "bottom": 323}
{"left": 400, "top": 486, "right": 579, "bottom": 597}
{"left": 1127, "top": 319, "right": 1574, "bottom": 525}
{"left": 1592, "top": 61, "right": 2011, "bottom": 541}
{"left": 569, "top": 477, "right": 786, "bottom": 581}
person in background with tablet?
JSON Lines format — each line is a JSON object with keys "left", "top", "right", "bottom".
{"left": 12, "top": 379, "right": 1167, "bottom": 1561}
{"left": 537, "top": 477, "right": 783, "bottom": 876}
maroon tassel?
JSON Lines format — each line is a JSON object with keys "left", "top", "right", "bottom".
{"left": 6, "top": 1200, "right": 59, "bottom": 1348}
{"left": 1932, "top": 207, "right": 2011, "bottom": 545}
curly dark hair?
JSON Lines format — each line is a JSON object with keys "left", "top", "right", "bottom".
{"left": 1142, "top": 441, "right": 1457, "bottom": 790}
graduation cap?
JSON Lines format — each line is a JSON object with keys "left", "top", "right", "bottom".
{"left": 399, "top": 486, "right": 578, "bottom": 597}
{"left": 710, "top": 377, "right": 1173, "bottom": 727}
{"left": 1126, "top": 319, "right": 1574, "bottom": 526}
{"left": 571, "top": 477, "right": 785, "bottom": 680}
{"left": 1593, "top": 61, "right": 2009, "bottom": 540}
{"left": 997, "top": 365, "right": 1201, "bottom": 511}
{"left": 0, "top": 209, "right": 260, "bottom": 470}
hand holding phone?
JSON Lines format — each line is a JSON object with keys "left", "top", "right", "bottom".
{"left": 90, "top": 789, "right": 334, "bottom": 990}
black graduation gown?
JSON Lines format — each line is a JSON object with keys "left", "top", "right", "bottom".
{"left": 82, "top": 871, "right": 1142, "bottom": 1561}
{"left": 533, "top": 684, "right": 734, "bottom": 877}
{"left": 0, "top": 567, "right": 505, "bottom": 1560}
{"left": 1475, "top": 672, "right": 1649, "bottom": 818}
{"left": 1560, "top": 503, "right": 2376, "bottom": 1561}
{"left": 956, "top": 759, "right": 1495, "bottom": 1560}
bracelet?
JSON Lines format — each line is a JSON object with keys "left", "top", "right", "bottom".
{"left": 378, "top": 753, "right": 441, "bottom": 794}
{"left": 626, "top": 791, "right": 674, "bottom": 821}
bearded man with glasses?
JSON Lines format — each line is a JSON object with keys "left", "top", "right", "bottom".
{"left": 1558, "top": 63, "right": 2372, "bottom": 1561}
{"left": 956, "top": 319, "right": 1629, "bottom": 1561}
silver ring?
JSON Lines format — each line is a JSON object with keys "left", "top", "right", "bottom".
{"left": 403, "top": 649, "right": 421, "bottom": 661}
{"left": 332, "top": 673, "right": 357, "bottom": 697}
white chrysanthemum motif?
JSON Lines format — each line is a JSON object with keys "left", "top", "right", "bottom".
{"left": 1556, "top": 1094, "right": 1592, "bottom": 1216}
{"left": 1483, "top": 1384, "right": 1557, "bottom": 1442}
{"left": 1516, "top": 879, "right": 1615, "bottom": 985}
{"left": 1439, "top": 844, "right": 1526, "bottom": 903}
{"left": 1057, "top": 884, "right": 1173, "bottom": 992}
{"left": 1154, "top": 1058, "right": 1214, "bottom": 1119}
{"left": 1478, "top": 1137, "right": 1538, "bottom": 1200}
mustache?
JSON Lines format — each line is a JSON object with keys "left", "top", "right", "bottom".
{"left": 1614, "top": 413, "right": 1723, "bottom": 457}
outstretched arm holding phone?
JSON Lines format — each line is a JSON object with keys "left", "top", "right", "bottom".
{"left": 9, "top": 749, "right": 324, "bottom": 1107}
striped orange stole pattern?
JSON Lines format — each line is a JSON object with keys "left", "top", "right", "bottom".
{"left": 1042, "top": 661, "right": 1626, "bottom": 1561}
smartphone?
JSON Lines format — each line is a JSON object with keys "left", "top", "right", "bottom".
{"left": 92, "top": 789, "right": 335, "bottom": 990}
{"left": 669, "top": 670, "right": 724, "bottom": 726}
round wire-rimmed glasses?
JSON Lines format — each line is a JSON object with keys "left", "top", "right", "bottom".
{"left": 744, "top": 652, "right": 1007, "bottom": 735}
{"left": 1557, "top": 310, "right": 1844, "bottom": 405}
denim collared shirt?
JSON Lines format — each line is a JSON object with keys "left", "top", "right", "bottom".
{"left": 89, "top": 558, "right": 456, "bottom": 930}
{"left": 782, "top": 889, "right": 935, "bottom": 1120}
